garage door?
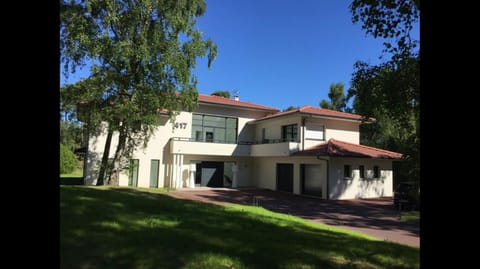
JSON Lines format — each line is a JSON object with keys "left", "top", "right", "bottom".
{"left": 301, "top": 164, "right": 323, "bottom": 197}
{"left": 201, "top": 161, "right": 224, "bottom": 187}
{"left": 277, "top": 163, "right": 293, "bottom": 192}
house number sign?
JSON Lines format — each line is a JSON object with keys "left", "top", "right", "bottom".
{"left": 174, "top": 122, "right": 187, "bottom": 129}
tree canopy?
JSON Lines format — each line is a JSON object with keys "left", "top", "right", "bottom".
{"left": 211, "top": 90, "right": 230, "bottom": 98}
{"left": 282, "top": 106, "right": 299, "bottom": 112}
{"left": 319, "top": 82, "right": 347, "bottom": 112}
{"left": 348, "top": 0, "right": 419, "bottom": 182}
{"left": 60, "top": 0, "right": 217, "bottom": 185}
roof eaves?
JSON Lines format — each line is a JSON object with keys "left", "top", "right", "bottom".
{"left": 297, "top": 112, "right": 363, "bottom": 122}
{"left": 199, "top": 100, "right": 279, "bottom": 112}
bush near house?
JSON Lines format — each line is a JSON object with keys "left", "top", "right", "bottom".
{"left": 60, "top": 143, "right": 78, "bottom": 174}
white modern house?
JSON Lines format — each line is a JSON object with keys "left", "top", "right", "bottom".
{"left": 84, "top": 94, "right": 402, "bottom": 200}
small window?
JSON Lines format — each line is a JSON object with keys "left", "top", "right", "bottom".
{"left": 359, "top": 165, "right": 365, "bottom": 179}
{"left": 206, "top": 132, "right": 214, "bottom": 142}
{"left": 373, "top": 166, "right": 380, "bottom": 178}
{"left": 195, "top": 131, "right": 202, "bottom": 142}
{"left": 281, "top": 124, "right": 298, "bottom": 142}
{"left": 344, "top": 165, "right": 351, "bottom": 179}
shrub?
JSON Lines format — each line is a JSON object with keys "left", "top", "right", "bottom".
{"left": 60, "top": 143, "right": 78, "bottom": 174}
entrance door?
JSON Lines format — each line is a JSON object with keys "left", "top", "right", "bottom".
{"left": 201, "top": 161, "right": 224, "bottom": 187}
{"left": 277, "top": 163, "right": 293, "bottom": 192}
{"left": 301, "top": 164, "right": 323, "bottom": 197}
{"left": 149, "top": 159, "right": 159, "bottom": 188}
{"left": 128, "top": 159, "right": 139, "bottom": 187}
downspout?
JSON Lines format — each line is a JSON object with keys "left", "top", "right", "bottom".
{"left": 301, "top": 117, "right": 306, "bottom": 151}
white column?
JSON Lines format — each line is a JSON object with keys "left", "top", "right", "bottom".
{"left": 189, "top": 163, "right": 196, "bottom": 188}
{"left": 232, "top": 163, "right": 238, "bottom": 188}
{"left": 171, "top": 154, "right": 177, "bottom": 188}
{"left": 176, "top": 154, "right": 184, "bottom": 188}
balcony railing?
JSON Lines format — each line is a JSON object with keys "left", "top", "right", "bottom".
{"left": 170, "top": 137, "right": 301, "bottom": 157}
{"left": 171, "top": 137, "right": 237, "bottom": 144}
{"left": 238, "top": 138, "right": 300, "bottom": 145}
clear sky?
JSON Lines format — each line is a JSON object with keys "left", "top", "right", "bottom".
{"left": 60, "top": 0, "right": 419, "bottom": 111}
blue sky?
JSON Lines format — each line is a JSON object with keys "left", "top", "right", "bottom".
{"left": 61, "top": 0, "right": 419, "bottom": 111}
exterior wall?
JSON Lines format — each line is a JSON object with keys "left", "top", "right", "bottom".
{"left": 85, "top": 122, "right": 119, "bottom": 185}
{"left": 250, "top": 142, "right": 301, "bottom": 156}
{"left": 328, "top": 158, "right": 393, "bottom": 200}
{"left": 323, "top": 118, "right": 359, "bottom": 144}
{"left": 170, "top": 140, "right": 251, "bottom": 156}
{"left": 253, "top": 115, "right": 302, "bottom": 143}
{"left": 85, "top": 103, "right": 271, "bottom": 187}
{"left": 252, "top": 156, "right": 327, "bottom": 196}
{"left": 304, "top": 118, "right": 359, "bottom": 149}
{"left": 85, "top": 114, "right": 185, "bottom": 187}
{"left": 85, "top": 99, "right": 390, "bottom": 199}
{"left": 252, "top": 116, "right": 360, "bottom": 152}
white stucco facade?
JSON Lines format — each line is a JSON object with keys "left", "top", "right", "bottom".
{"left": 84, "top": 95, "right": 399, "bottom": 200}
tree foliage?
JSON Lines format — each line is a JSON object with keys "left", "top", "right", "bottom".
{"left": 60, "top": 0, "right": 217, "bottom": 185}
{"left": 319, "top": 82, "right": 347, "bottom": 111}
{"left": 350, "top": 0, "right": 419, "bottom": 61}
{"left": 348, "top": 0, "right": 419, "bottom": 182}
{"left": 60, "top": 143, "right": 78, "bottom": 174}
{"left": 283, "top": 106, "right": 299, "bottom": 112}
{"left": 60, "top": 120, "right": 85, "bottom": 152}
{"left": 211, "top": 90, "right": 230, "bottom": 98}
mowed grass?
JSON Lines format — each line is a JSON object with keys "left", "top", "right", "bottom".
{"left": 60, "top": 186, "right": 419, "bottom": 269}
{"left": 401, "top": 211, "right": 420, "bottom": 224}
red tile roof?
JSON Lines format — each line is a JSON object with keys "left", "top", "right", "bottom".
{"left": 294, "top": 138, "right": 402, "bottom": 159}
{"left": 252, "top": 105, "right": 374, "bottom": 122}
{"left": 198, "top": 94, "right": 279, "bottom": 112}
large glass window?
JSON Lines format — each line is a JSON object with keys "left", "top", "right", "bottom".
{"left": 281, "top": 124, "right": 298, "bottom": 142}
{"left": 192, "top": 114, "right": 238, "bottom": 144}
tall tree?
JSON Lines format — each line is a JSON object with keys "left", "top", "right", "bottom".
{"left": 211, "top": 90, "right": 230, "bottom": 98}
{"left": 61, "top": 0, "right": 217, "bottom": 185}
{"left": 283, "top": 106, "right": 299, "bottom": 112}
{"left": 348, "top": 0, "right": 420, "bottom": 182}
{"left": 350, "top": 0, "right": 419, "bottom": 61}
{"left": 319, "top": 82, "right": 347, "bottom": 111}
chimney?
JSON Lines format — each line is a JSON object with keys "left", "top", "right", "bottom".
{"left": 233, "top": 90, "right": 239, "bottom": 101}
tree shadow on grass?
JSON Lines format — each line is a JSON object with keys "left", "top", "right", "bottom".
{"left": 60, "top": 186, "right": 419, "bottom": 269}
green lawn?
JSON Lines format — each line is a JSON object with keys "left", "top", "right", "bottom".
{"left": 401, "top": 211, "right": 420, "bottom": 224}
{"left": 60, "top": 186, "right": 419, "bottom": 269}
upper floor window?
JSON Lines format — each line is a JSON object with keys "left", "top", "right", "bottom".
{"left": 305, "top": 123, "right": 325, "bottom": 141}
{"left": 359, "top": 165, "right": 365, "bottom": 179}
{"left": 344, "top": 164, "right": 352, "bottom": 179}
{"left": 281, "top": 124, "right": 298, "bottom": 142}
{"left": 373, "top": 166, "right": 380, "bottom": 178}
{"left": 192, "top": 114, "right": 238, "bottom": 144}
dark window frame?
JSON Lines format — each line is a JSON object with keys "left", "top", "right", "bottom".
{"left": 373, "top": 166, "right": 380, "bottom": 178}
{"left": 281, "top": 124, "right": 298, "bottom": 142}
{"left": 359, "top": 165, "right": 365, "bottom": 179}
{"left": 192, "top": 113, "right": 238, "bottom": 144}
{"left": 344, "top": 164, "right": 352, "bottom": 179}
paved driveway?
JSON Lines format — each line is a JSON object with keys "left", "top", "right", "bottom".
{"left": 170, "top": 187, "right": 419, "bottom": 247}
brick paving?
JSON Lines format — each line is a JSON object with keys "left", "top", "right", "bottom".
{"left": 170, "top": 187, "right": 420, "bottom": 247}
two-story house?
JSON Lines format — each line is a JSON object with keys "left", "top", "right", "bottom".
{"left": 84, "top": 94, "right": 402, "bottom": 200}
